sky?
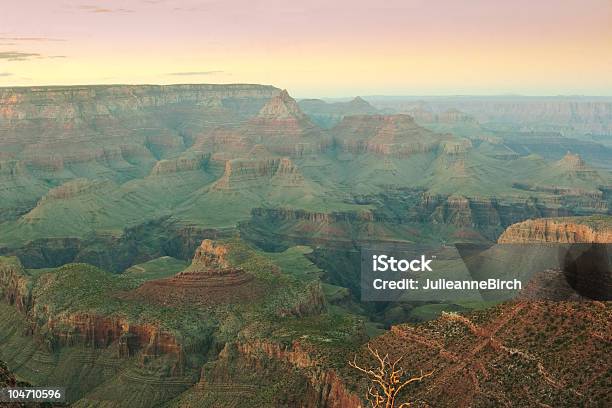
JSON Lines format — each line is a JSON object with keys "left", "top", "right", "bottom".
{"left": 1, "top": 0, "right": 611, "bottom": 97}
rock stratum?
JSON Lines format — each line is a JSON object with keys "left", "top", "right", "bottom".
{"left": 498, "top": 216, "right": 612, "bottom": 243}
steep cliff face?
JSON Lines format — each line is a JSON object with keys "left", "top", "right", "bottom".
{"left": 332, "top": 114, "right": 455, "bottom": 156}
{"left": 0, "top": 257, "right": 186, "bottom": 375}
{"left": 0, "top": 257, "right": 32, "bottom": 313}
{"left": 498, "top": 216, "right": 612, "bottom": 243}
{"left": 212, "top": 157, "right": 304, "bottom": 190}
{"left": 245, "top": 192, "right": 585, "bottom": 246}
{"left": 233, "top": 340, "right": 363, "bottom": 407}
{"left": 251, "top": 207, "right": 375, "bottom": 224}
{"left": 47, "top": 313, "right": 184, "bottom": 369}
{"left": 0, "top": 84, "right": 280, "bottom": 124}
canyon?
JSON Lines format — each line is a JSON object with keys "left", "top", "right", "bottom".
{"left": 0, "top": 84, "right": 611, "bottom": 407}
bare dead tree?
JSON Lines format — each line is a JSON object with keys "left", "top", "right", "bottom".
{"left": 349, "top": 344, "right": 434, "bottom": 408}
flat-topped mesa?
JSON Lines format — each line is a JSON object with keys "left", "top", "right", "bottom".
{"left": 212, "top": 157, "right": 304, "bottom": 190}
{"left": 332, "top": 114, "right": 453, "bottom": 156}
{"left": 0, "top": 84, "right": 280, "bottom": 122}
{"left": 498, "top": 216, "right": 612, "bottom": 243}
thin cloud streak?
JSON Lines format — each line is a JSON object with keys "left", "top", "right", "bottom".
{"left": 0, "top": 51, "right": 67, "bottom": 61}
{"left": 0, "top": 51, "right": 40, "bottom": 61}
{"left": 0, "top": 37, "right": 65, "bottom": 42}
{"left": 166, "top": 71, "right": 225, "bottom": 76}
{"left": 78, "top": 5, "right": 134, "bottom": 14}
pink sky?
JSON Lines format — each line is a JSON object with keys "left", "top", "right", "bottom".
{"left": 1, "top": 0, "right": 611, "bottom": 96}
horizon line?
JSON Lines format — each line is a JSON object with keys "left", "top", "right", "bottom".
{"left": 1, "top": 82, "right": 611, "bottom": 99}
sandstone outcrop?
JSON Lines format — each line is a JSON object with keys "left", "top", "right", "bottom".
{"left": 498, "top": 217, "right": 612, "bottom": 243}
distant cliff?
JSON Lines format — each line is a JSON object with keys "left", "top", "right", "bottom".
{"left": 0, "top": 84, "right": 280, "bottom": 169}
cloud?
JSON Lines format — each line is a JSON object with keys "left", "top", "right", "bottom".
{"left": 78, "top": 5, "right": 134, "bottom": 13}
{"left": 0, "top": 72, "right": 13, "bottom": 77}
{"left": 166, "top": 71, "right": 225, "bottom": 76}
{"left": 0, "top": 51, "right": 67, "bottom": 61}
{"left": 0, "top": 51, "right": 41, "bottom": 61}
{"left": 0, "top": 37, "right": 65, "bottom": 42}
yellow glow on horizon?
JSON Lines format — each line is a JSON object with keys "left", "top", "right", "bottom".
{"left": 2, "top": 34, "right": 611, "bottom": 97}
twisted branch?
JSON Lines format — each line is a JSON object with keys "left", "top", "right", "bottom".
{"left": 349, "top": 345, "right": 434, "bottom": 408}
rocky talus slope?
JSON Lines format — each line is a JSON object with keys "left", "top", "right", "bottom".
{"left": 351, "top": 301, "right": 611, "bottom": 407}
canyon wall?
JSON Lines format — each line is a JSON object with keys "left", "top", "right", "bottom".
{"left": 498, "top": 217, "right": 612, "bottom": 243}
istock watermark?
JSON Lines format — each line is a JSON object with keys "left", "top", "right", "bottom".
{"left": 371, "top": 254, "right": 433, "bottom": 272}
{"left": 362, "top": 244, "right": 522, "bottom": 302}
{"left": 360, "top": 243, "right": 611, "bottom": 302}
